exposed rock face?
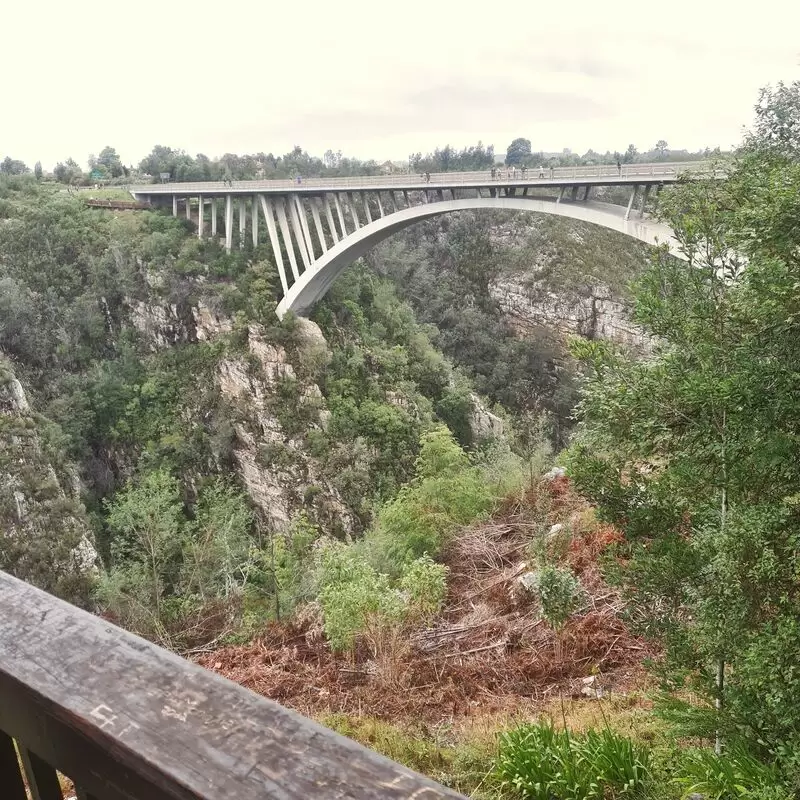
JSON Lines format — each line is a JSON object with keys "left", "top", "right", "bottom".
{"left": 490, "top": 277, "right": 649, "bottom": 350}
{"left": 469, "top": 393, "right": 504, "bottom": 440}
{"left": 124, "top": 299, "right": 358, "bottom": 536}
{"left": 214, "top": 321, "right": 356, "bottom": 536}
{"left": 0, "top": 358, "right": 97, "bottom": 598}
{"left": 130, "top": 300, "right": 197, "bottom": 350}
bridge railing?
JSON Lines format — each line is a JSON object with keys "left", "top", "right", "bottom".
{"left": 0, "top": 570, "right": 464, "bottom": 799}
{"left": 131, "top": 161, "right": 715, "bottom": 194}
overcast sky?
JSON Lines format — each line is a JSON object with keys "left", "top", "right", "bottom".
{"left": 4, "top": 0, "right": 800, "bottom": 170}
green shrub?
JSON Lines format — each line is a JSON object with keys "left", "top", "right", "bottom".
{"left": 366, "top": 425, "right": 496, "bottom": 572}
{"left": 398, "top": 554, "right": 448, "bottom": 622}
{"left": 674, "top": 746, "right": 789, "bottom": 800}
{"left": 316, "top": 543, "right": 448, "bottom": 653}
{"left": 495, "top": 720, "right": 651, "bottom": 800}
{"left": 536, "top": 564, "right": 583, "bottom": 630}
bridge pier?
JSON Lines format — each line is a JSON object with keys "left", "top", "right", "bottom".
{"left": 198, "top": 196, "right": 204, "bottom": 238}
{"left": 625, "top": 185, "right": 639, "bottom": 221}
{"left": 211, "top": 198, "right": 217, "bottom": 238}
{"left": 639, "top": 185, "right": 652, "bottom": 218}
{"left": 259, "top": 196, "right": 289, "bottom": 294}
{"left": 275, "top": 198, "right": 300, "bottom": 281}
{"left": 324, "top": 194, "right": 340, "bottom": 242}
{"left": 310, "top": 198, "right": 327, "bottom": 254}
{"left": 185, "top": 197, "right": 191, "bottom": 221}
{"left": 289, "top": 197, "right": 311, "bottom": 268}
{"left": 172, "top": 195, "right": 178, "bottom": 217}
{"left": 333, "top": 194, "right": 347, "bottom": 237}
{"left": 252, "top": 195, "right": 259, "bottom": 247}
{"left": 225, "top": 195, "right": 233, "bottom": 252}
{"left": 348, "top": 193, "right": 362, "bottom": 228}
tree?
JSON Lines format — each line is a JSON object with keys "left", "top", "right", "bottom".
{"left": 622, "top": 143, "right": 638, "bottom": 163}
{"left": 33, "top": 161, "right": 42, "bottom": 181}
{"left": 566, "top": 81, "right": 800, "bottom": 777}
{"left": 506, "top": 137, "right": 532, "bottom": 166}
{"left": 97, "top": 146, "right": 124, "bottom": 178}
{"left": 53, "top": 158, "right": 83, "bottom": 184}
{"left": 654, "top": 139, "right": 669, "bottom": 158}
{"left": 0, "top": 156, "right": 28, "bottom": 175}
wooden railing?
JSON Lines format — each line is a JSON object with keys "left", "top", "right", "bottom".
{"left": 0, "top": 571, "right": 464, "bottom": 799}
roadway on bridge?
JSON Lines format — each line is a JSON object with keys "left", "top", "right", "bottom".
{"left": 131, "top": 161, "right": 712, "bottom": 198}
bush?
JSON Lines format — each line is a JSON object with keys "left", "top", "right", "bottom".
{"left": 316, "top": 543, "right": 448, "bottom": 653}
{"left": 536, "top": 564, "right": 583, "bottom": 630}
{"left": 366, "top": 426, "right": 496, "bottom": 572}
{"left": 495, "top": 720, "right": 650, "bottom": 800}
{"left": 675, "top": 746, "right": 790, "bottom": 800}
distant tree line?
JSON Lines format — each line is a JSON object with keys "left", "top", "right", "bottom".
{"left": 504, "top": 136, "right": 720, "bottom": 168}
{"left": 0, "top": 136, "right": 725, "bottom": 188}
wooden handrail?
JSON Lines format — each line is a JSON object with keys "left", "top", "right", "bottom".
{"left": 0, "top": 571, "right": 464, "bottom": 799}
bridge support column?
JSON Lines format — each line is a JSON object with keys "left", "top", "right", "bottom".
{"left": 172, "top": 195, "right": 178, "bottom": 217}
{"left": 197, "top": 197, "right": 204, "bottom": 238}
{"left": 333, "top": 194, "right": 347, "bottom": 237}
{"left": 211, "top": 198, "right": 217, "bottom": 238}
{"left": 239, "top": 199, "right": 246, "bottom": 248}
{"left": 557, "top": 186, "right": 565, "bottom": 204}
{"left": 571, "top": 186, "right": 579, "bottom": 202}
{"left": 361, "top": 192, "right": 372, "bottom": 223}
{"left": 185, "top": 197, "right": 191, "bottom": 220}
{"left": 625, "top": 185, "right": 639, "bottom": 221}
{"left": 252, "top": 195, "right": 259, "bottom": 247}
{"left": 639, "top": 185, "right": 652, "bottom": 218}
{"left": 584, "top": 186, "right": 592, "bottom": 201}
{"left": 347, "top": 193, "right": 362, "bottom": 229}
{"left": 225, "top": 195, "right": 233, "bottom": 253}
{"left": 275, "top": 197, "right": 300, "bottom": 281}
{"left": 289, "top": 197, "right": 312, "bottom": 269}
{"left": 402, "top": 189, "right": 410, "bottom": 207}
{"left": 376, "top": 193, "right": 385, "bottom": 217}
{"left": 324, "top": 194, "right": 340, "bottom": 242}
{"left": 294, "top": 196, "right": 316, "bottom": 261}
{"left": 259, "top": 195, "right": 289, "bottom": 295}
{"left": 310, "top": 198, "right": 327, "bottom": 254}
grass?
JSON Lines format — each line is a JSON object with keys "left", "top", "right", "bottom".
{"left": 318, "top": 712, "right": 501, "bottom": 797}
{"left": 318, "top": 693, "right": 698, "bottom": 799}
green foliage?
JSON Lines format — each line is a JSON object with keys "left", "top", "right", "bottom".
{"left": 366, "top": 425, "right": 496, "bottom": 571}
{"left": 272, "top": 511, "right": 321, "bottom": 617}
{"left": 316, "top": 541, "right": 404, "bottom": 652}
{"left": 495, "top": 720, "right": 651, "bottom": 800}
{"left": 506, "top": 137, "right": 533, "bottom": 166}
{"left": 565, "top": 80, "right": 800, "bottom": 769}
{"left": 368, "top": 211, "right": 591, "bottom": 449}
{"left": 536, "top": 564, "right": 583, "bottom": 630}
{"left": 98, "top": 470, "right": 258, "bottom": 647}
{"left": 397, "top": 554, "right": 448, "bottom": 622}
{"left": 674, "top": 747, "right": 788, "bottom": 800}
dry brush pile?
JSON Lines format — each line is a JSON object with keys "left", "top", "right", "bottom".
{"left": 197, "top": 475, "right": 650, "bottom": 722}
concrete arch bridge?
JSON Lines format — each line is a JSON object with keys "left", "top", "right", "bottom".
{"left": 131, "top": 162, "right": 710, "bottom": 319}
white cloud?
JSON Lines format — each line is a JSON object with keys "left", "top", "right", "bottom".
{"left": 3, "top": 0, "right": 799, "bottom": 169}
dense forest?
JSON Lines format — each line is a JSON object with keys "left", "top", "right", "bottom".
{"left": 2, "top": 82, "right": 800, "bottom": 798}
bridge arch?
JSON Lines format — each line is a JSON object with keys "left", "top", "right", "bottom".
{"left": 275, "top": 196, "right": 682, "bottom": 319}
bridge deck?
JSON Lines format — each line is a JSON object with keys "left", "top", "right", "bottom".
{"left": 131, "top": 160, "right": 712, "bottom": 197}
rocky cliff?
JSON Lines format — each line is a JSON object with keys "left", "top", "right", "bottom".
{"left": 0, "top": 357, "right": 97, "bottom": 601}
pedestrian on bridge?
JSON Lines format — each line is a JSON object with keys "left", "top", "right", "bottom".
{"left": 617, "top": 159, "right": 622, "bottom": 175}
{"left": 538, "top": 165, "right": 545, "bottom": 178}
